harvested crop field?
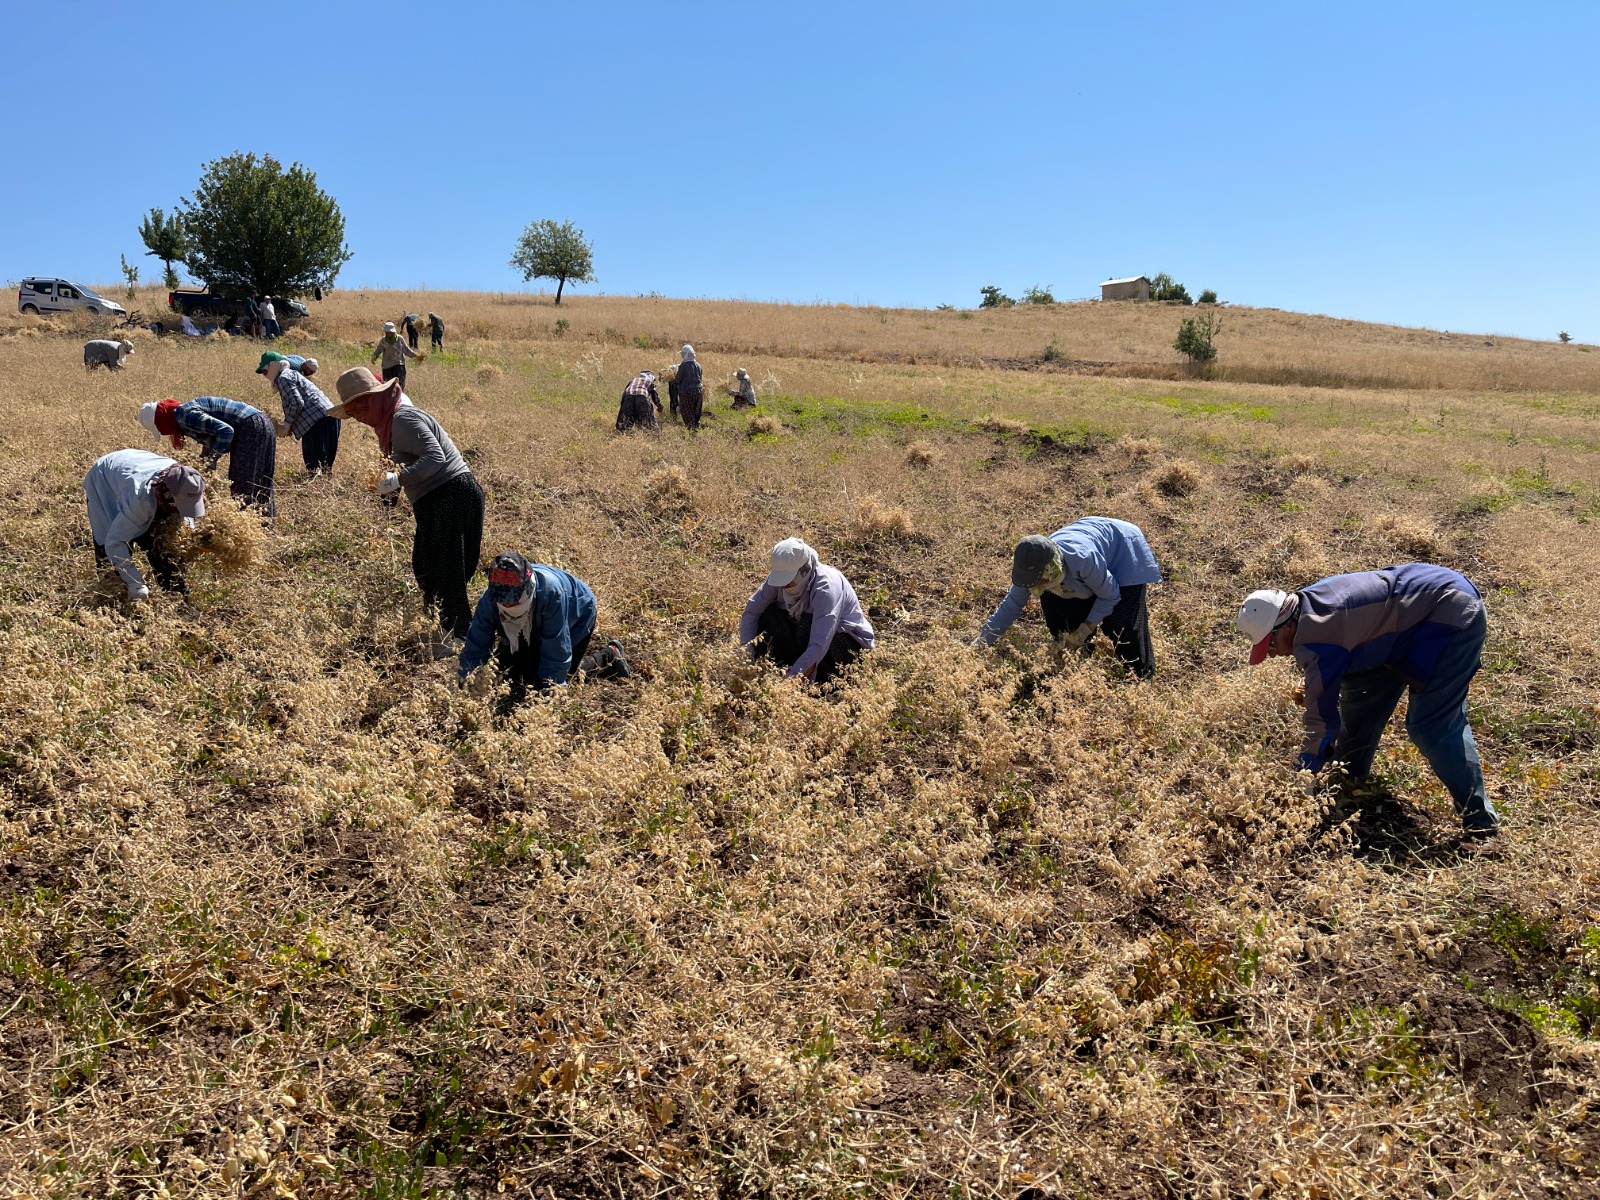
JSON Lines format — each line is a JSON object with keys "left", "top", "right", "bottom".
{"left": 2, "top": 290, "right": 1599, "bottom": 1198}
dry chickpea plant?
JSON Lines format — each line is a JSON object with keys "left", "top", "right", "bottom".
{"left": 1, "top": 289, "right": 1599, "bottom": 1199}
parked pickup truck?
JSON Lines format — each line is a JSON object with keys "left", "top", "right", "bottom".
{"left": 167, "top": 288, "right": 309, "bottom": 322}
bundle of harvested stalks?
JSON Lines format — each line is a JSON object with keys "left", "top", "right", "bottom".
{"left": 156, "top": 501, "right": 266, "bottom": 574}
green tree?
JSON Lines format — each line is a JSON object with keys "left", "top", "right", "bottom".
{"left": 138, "top": 207, "right": 188, "bottom": 289}
{"left": 978, "top": 285, "right": 1014, "bottom": 309}
{"left": 1198, "top": 289, "right": 1218, "bottom": 305}
{"left": 178, "top": 153, "right": 351, "bottom": 297}
{"left": 509, "top": 219, "right": 596, "bottom": 305}
{"left": 1559, "top": 331, "right": 1572, "bottom": 344}
{"left": 1174, "top": 312, "right": 1222, "bottom": 365}
{"left": 1150, "top": 272, "right": 1192, "bottom": 304}
{"left": 1020, "top": 284, "right": 1056, "bottom": 305}
{"left": 119, "top": 254, "right": 139, "bottom": 301}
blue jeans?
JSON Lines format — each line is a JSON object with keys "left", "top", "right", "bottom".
{"left": 1331, "top": 607, "right": 1497, "bottom": 833}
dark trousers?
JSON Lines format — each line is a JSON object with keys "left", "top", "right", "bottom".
{"left": 263, "top": 319, "right": 281, "bottom": 338}
{"left": 406, "top": 326, "right": 418, "bottom": 350}
{"left": 301, "top": 415, "right": 341, "bottom": 474}
{"left": 1040, "top": 584, "right": 1155, "bottom": 679}
{"left": 679, "top": 387, "right": 704, "bottom": 430}
{"left": 411, "top": 473, "right": 484, "bottom": 638}
{"left": 227, "top": 412, "right": 277, "bottom": 518}
{"left": 494, "top": 628, "right": 594, "bottom": 709}
{"left": 431, "top": 331, "right": 443, "bottom": 351}
{"left": 753, "top": 605, "right": 863, "bottom": 685}
{"left": 95, "top": 529, "right": 185, "bottom": 594}
{"left": 382, "top": 363, "right": 407, "bottom": 389}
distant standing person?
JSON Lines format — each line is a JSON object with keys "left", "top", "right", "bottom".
{"left": 372, "top": 321, "right": 420, "bottom": 389}
{"left": 727, "top": 367, "right": 758, "bottom": 409}
{"left": 258, "top": 351, "right": 341, "bottom": 476}
{"left": 974, "top": 516, "right": 1162, "bottom": 678}
{"left": 740, "top": 538, "right": 875, "bottom": 685}
{"left": 676, "top": 344, "right": 704, "bottom": 431}
{"left": 84, "top": 339, "right": 134, "bottom": 371}
{"left": 326, "top": 368, "right": 484, "bottom": 647}
{"left": 243, "top": 295, "right": 259, "bottom": 336}
{"left": 616, "top": 370, "right": 663, "bottom": 433}
{"left": 428, "top": 312, "right": 444, "bottom": 351}
{"left": 83, "top": 449, "right": 206, "bottom": 599}
{"left": 1236, "top": 563, "right": 1500, "bottom": 844}
{"left": 403, "top": 313, "right": 420, "bottom": 350}
{"left": 139, "top": 396, "right": 279, "bottom": 516}
{"left": 664, "top": 364, "right": 680, "bottom": 421}
{"left": 260, "top": 296, "right": 281, "bottom": 339}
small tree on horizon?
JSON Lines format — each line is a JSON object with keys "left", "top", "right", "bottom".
{"left": 138, "top": 207, "right": 188, "bottom": 289}
{"left": 509, "top": 219, "right": 595, "bottom": 305}
{"left": 178, "top": 153, "right": 351, "bottom": 297}
{"left": 1150, "top": 272, "right": 1193, "bottom": 304}
{"left": 1559, "top": 331, "right": 1572, "bottom": 344}
{"left": 978, "top": 285, "right": 1014, "bottom": 309}
{"left": 1175, "top": 311, "right": 1222, "bottom": 367}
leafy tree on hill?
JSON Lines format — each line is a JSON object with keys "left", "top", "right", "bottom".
{"left": 1175, "top": 311, "right": 1222, "bottom": 365}
{"left": 1020, "top": 284, "right": 1056, "bottom": 305}
{"left": 1198, "top": 288, "right": 1219, "bottom": 305}
{"left": 138, "top": 207, "right": 188, "bottom": 289}
{"left": 178, "top": 153, "right": 351, "bottom": 297}
{"left": 1149, "top": 272, "right": 1193, "bottom": 304}
{"left": 510, "top": 219, "right": 596, "bottom": 305}
{"left": 978, "top": 285, "right": 1015, "bottom": 308}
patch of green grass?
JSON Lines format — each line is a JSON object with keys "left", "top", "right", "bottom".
{"left": 778, "top": 395, "right": 963, "bottom": 438}
{"left": 1134, "top": 393, "right": 1275, "bottom": 421}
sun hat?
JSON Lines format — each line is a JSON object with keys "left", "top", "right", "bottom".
{"left": 1237, "top": 589, "right": 1295, "bottom": 664}
{"left": 333, "top": 366, "right": 397, "bottom": 407}
{"left": 1010, "top": 535, "right": 1060, "bottom": 589}
{"left": 736, "top": 367, "right": 749, "bottom": 378}
{"left": 383, "top": 321, "right": 397, "bottom": 334}
{"left": 255, "top": 350, "right": 287, "bottom": 375}
{"left": 157, "top": 464, "right": 206, "bottom": 520}
{"left": 766, "top": 537, "right": 814, "bottom": 587}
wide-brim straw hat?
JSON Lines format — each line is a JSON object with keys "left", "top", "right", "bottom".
{"left": 326, "top": 366, "right": 400, "bottom": 418}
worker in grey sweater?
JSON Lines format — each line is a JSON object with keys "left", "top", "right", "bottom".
{"left": 327, "top": 368, "right": 484, "bottom": 644}
{"left": 84, "top": 339, "right": 134, "bottom": 371}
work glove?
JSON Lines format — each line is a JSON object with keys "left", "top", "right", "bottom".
{"left": 377, "top": 472, "right": 402, "bottom": 496}
{"left": 275, "top": 419, "right": 291, "bottom": 438}
{"left": 1060, "top": 621, "right": 1099, "bottom": 651}
{"left": 128, "top": 584, "right": 151, "bottom": 602}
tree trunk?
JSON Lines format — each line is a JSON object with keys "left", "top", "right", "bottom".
{"left": 554, "top": 277, "right": 565, "bottom": 306}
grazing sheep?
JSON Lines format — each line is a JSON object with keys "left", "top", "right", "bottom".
{"left": 84, "top": 339, "right": 135, "bottom": 371}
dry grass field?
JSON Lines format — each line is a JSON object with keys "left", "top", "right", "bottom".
{"left": 2, "top": 287, "right": 1598, "bottom": 1198}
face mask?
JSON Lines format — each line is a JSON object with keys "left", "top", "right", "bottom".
{"left": 1030, "top": 555, "right": 1064, "bottom": 596}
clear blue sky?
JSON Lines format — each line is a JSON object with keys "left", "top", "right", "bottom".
{"left": 5, "top": 2, "right": 1596, "bottom": 340}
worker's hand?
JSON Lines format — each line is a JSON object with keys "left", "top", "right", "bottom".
{"left": 377, "top": 472, "right": 402, "bottom": 496}
{"left": 1060, "top": 622, "right": 1099, "bottom": 651}
{"left": 275, "top": 420, "right": 291, "bottom": 438}
{"left": 969, "top": 635, "right": 989, "bottom": 651}
{"left": 127, "top": 584, "right": 151, "bottom": 603}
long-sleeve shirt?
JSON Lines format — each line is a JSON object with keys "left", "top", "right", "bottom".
{"left": 459, "top": 565, "right": 598, "bottom": 686}
{"left": 84, "top": 340, "right": 128, "bottom": 369}
{"left": 172, "top": 397, "right": 267, "bottom": 462}
{"left": 391, "top": 406, "right": 470, "bottom": 504}
{"left": 730, "top": 378, "right": 758, "bottom": 405}
{"left": 82, "top": 449, "right": 184, "bottom": 594}
{"left": 739, "top": 563, "right": 876, "bottom": 678}
{"left": 372, "top": 336, "right": 419, "bottom": 370}
{"left": 273, "top": 368, "right": 334, "bottom": 439}
{"left": 429, "top": 315, "right": 444, "bottom": 337}
{"left": 1291, "top": 563, "right": 1484, "bottom": 771}
{"left": 977, "top": 516, "right": 1162, "bottom": 645}
{"left": 676, "top": 359, "right": 703, "bottom": 391}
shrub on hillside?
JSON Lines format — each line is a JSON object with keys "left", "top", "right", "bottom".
{"left": 978, "top": 286, "right": 1015, "bottom": 309}
{"left": 1021, "top": 285, "right": 1056, "bottom": 305}
{"left": 1175, "top": 312, "right": 1222, "bottom": 365}
{"left": 1198, "top": 289, "right": 1219, "bottom": 305}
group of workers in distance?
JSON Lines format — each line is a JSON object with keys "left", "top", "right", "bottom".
{"left": 76, "top": 335, "right": 1503, "bottom": 850}
{"left": 615, "top": 345, "right": 759, "bottom": 433}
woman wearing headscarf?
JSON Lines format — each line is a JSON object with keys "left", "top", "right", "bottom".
{"left": 370, "top": 321, "right": 421, "bottom": 389}
{"left": 616, "top": 370, "right": 663, "bottom": 433}
{"left": 675, "top": 344, "right": 704, "bottom": 431}
{"left": 138, "top": 396, "right": 278, "bottom": 517}
{"left": 257, "top": 351, "right": 340, "bottom": 476}
{"left": 325, "top": 367, "right": 484, "bottom": 644}
{"left": 726, "top": 368, "right": 758, "bottom": 409}
{"left": 459, "top": 552, "right": 630, "bottom": 708}
{"left": 739, "top": 538, "right": 875, "bottom": 684}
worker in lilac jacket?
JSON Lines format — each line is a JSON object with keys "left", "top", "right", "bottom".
{"left": 975, "top": 516, "right": 1162, "bottom": 678}
{"left": 740, "top": 538, "right": 875, "bottom": 684}
{"left": 1236, "top": 562, "right": 1498, "bottom": 839}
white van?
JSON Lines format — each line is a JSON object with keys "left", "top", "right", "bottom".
{"left": 17, "top": 278, "right": 127, "bottom": 317}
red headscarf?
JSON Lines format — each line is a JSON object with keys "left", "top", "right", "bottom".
{"left": 154, "top": 398, "right": 185, "bottom": 449}
{"left": 341, "top": 381, "right": 403, "bottom": 456}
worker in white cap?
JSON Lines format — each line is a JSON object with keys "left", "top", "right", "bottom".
{"left": 739, "top": 538, "right": 875, "bottom": 684}
{"left": 371, "top": 320, "right": 421, "bottom": 389}
{"left": 82, "top": 449, "right": 206, "bottom": 599}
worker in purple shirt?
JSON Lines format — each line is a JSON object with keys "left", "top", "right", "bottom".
{"left": 740, "top": 538, "right": 875, "bottom": 684}
{"left": 1236, "top": 562, "right": 1499, "bottom": 844}
{"left": 974, "top": 516, "right": 1162, "bottom": 678}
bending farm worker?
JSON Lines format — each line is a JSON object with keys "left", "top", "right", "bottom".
{"left": 975, "top": 516, "right": 1161, "bottom": 678}
{"left": 459, "top": 552, "right": 630, "bottom": 708}
{"left": 84, "top": 338, "right": 134, "bottom": 371}
{"left": 326, "top": 367, "right": 484, "bottom": 648}
{"left": 727, "top": 367, "right": 758, "bottom": 409}
{"left": 616, "top": 370, "right": 663, "bottom": 433}
{"left": 258, "top": 351, "right": 340, "bottom": 476}
{"left": 428, "top": 312, "right": 444, "bottom": 351}
{"left": 82, "top": 450, "right": 205, "bottom": 599}
{"left": 138, "top": 396, "right": 278, "bottom": 516}
{"left": 740, "top": 538, "right": 875, "bottom": 684}
{"left": 675, "top": 344, "right": 705, "bottom": 431}
{"left": 371, "top": 321, "right": 421, "bottom": 389}
{"left": 1236, "top": 562, "right": 1500, "bottom": 843}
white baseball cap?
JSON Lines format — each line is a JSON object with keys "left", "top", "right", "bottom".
{"left": 1236, "top": 588, "right": 1293, "bottom": 663}
{"left": 766, "top": 537, "right": 814, "bottom": 587}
